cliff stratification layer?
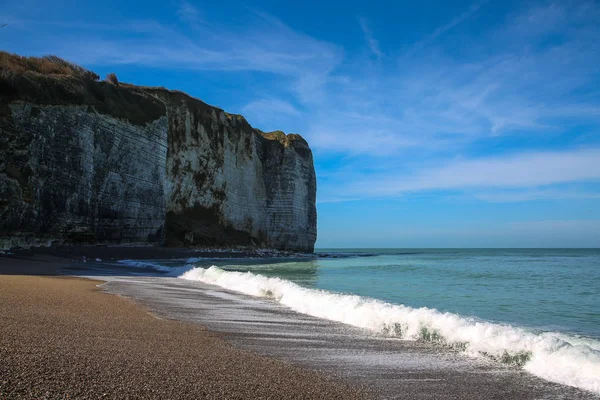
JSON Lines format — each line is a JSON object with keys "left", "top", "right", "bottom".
{"left": 0, "top": 53, "right": 317, "bottom": 252}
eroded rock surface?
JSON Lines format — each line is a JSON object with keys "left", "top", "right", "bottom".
{"left": 0, "top": 67, "right": 316, "bottom": 252}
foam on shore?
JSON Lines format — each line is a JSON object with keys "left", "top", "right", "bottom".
{"left": 179, "top": 265, "right": 600, "bottom": 394}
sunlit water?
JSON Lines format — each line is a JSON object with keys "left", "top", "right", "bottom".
{"left": 228, "top": 249, "right": 600, "bottom": 339}
{"left": 117, "top": 248, "right": 600, "bottom": 393}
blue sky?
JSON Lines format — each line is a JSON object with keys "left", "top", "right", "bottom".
{"left": 2, "top": 0, "right": 600, "bottom": 247}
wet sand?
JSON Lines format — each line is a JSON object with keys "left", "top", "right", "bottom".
{"left": 101, "top": 273, "right": 595, "bottom": 400}
{"left": 0, "top": 270, "right": 367, "bottom": 398}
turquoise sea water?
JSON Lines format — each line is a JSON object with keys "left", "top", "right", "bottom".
{"left": 118, "top": 248, "right": 600, "bottom": 392}
{"left": 218, "top": 248, "right": 600, "bottom": 339}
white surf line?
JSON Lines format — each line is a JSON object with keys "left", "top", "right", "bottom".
{"left": 179, "top": 265, "right": 600, "bottom": 395}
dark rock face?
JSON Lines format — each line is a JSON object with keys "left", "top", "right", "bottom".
{"left": 0, "top": 72, "right": 317, "bottom": 252}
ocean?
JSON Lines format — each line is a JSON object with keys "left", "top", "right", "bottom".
{"left": 100, "top": 248, "right": 600, "bottom": 395}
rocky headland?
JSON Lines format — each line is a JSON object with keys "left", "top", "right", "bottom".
{"left": 0, "top": 52, "right": 317, "bottom": 252}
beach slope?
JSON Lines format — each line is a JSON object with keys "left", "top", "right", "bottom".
{"left": 0, "top": 273, "right": 365, "bottom": 399}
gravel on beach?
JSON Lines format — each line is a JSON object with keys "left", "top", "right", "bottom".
{"left": 0, "top": 271, "right": 368, "bottom": 399}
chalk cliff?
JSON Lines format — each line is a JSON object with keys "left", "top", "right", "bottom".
{"left": 0, "top": 53, "right": 317, "bottom": 252}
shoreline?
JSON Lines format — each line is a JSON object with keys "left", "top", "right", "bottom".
{"left": 2, "top": 244, "right": 315, "bottom": 263}
{"left": 101, "top": 272, "right": 596, "bottom": 400}
{"left": 2, "top": 250, "right": 596, "bottom": 399}
{"left": 0, "top": 262, "right": 367, "bottom": 398}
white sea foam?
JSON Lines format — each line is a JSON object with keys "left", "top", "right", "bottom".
{"left": 180, "top": 265, "right": 600, "bottom": 394}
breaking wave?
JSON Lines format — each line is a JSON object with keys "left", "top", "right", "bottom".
{"left": 180, "top": 265, "right": 600, "bottom": 394}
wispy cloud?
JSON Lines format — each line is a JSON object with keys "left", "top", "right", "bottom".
{"left": 241, "top": 98, "right": 303, "bottom": 129}
{"left": 301, "top": 1, "right": 600, "bottom": 155}
{"left": 28, "top": 12, "right": 341, "bottom": 82}
{"left": 242, "top": 98, "right": 301, "bottom": 117}
{"left": 5, "top": 1, "right": 598, "bottom": 156}
{"left": 358, "top": 17, "right": 382, "bottom": 58}
{"left": 407, "top": 0, "right": 489, "bottom": 56}
{"left": 325, "top": 147, "right": 600, "bottom": 200}
{"left": 472, "top": 189, "right": 600, "bottom": 203}
{"left": 317, "top": 197, "right": 362, "bottom": 204}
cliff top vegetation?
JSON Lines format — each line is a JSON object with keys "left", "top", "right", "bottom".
{"left": 0, "top": 51, "right": 307, "bottom": 145}
{"left": 0, "top": 51, "right": 99, "bottom": 80}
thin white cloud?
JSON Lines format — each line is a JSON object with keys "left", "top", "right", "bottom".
{"left": 336, "top": 147, "right": 600, "bottom": 198}
{"left": 472, "top": 189, "right": 600, "bottom": 203}
{"left": 317, "top": 197, "right": 362, "bottom": 204}
{"left": 242, "top": 98, "right": 301, "bottom": 117}
{"left": 307, "top": 125, "right": 429, "bottom": 155}
{"left": 39, "top": 12, "right": 342, "bottom": 83}
{"left": 302, "top": 1, "right": 600, "bottom": 154}
{"left": 358, "top": 17, "right": 382, "bottom": 58}
{"left": 406, "top": 0, "right": 489, "bottom": 55}
{"left": 241, "top": 98, "right": 303, "bottom": 129}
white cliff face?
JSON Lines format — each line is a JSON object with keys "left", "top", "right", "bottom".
{"left": 0, "top": 80, "right": 317, "bottom": 252}
{"left": 157, "top": 90, "right": 317, "bottom": 252}
{"left": 265, "top": 144, "right": 317, "bottom": 252}
{"left": 0, "top": 102, "right": 169, "bottom": 249}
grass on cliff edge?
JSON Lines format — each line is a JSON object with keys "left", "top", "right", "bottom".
{"left": 0, "top": 52, "right": 100, "bottom": 81}
{"left": 0, "top": 51, "right": 167, "bottom": 125}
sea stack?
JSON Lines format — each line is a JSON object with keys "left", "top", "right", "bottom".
{"left": 0, "top": 53, "right": 317, "bottom": 252}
